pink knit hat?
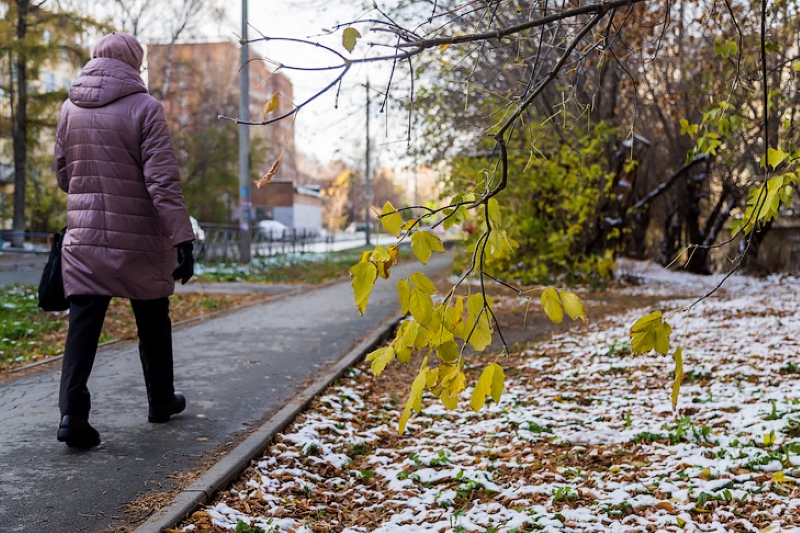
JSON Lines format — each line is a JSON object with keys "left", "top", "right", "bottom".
{"left": 92, "top": 32, "right": 144, "bottom": 71}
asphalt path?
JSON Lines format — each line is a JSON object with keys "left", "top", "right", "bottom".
{"left": 0, "top": 252, "right": 452, "bottom": 532}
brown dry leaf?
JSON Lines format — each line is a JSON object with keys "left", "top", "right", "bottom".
{"left": 255, "top": 158, "right": 281, "bottom": 188}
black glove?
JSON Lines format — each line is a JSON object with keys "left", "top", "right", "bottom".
{"left": 172, "top": 241, "right": 195, "bottom": 285}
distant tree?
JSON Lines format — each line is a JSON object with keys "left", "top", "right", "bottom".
{"left": 0, "top": 0, "right": 102, "bottom": 240}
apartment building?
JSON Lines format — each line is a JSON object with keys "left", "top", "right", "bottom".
{"left": 146, "top": 40, "right": 297, "bottom": 186}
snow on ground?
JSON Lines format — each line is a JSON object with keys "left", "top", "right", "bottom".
{"left": 179, "top": 264, "right": 800, "bottom": 533}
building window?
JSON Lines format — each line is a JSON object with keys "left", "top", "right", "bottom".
{"left": 43, "top": 72, "right": 56, "bottom": 92}
{"left": 179, "top": 97, "right": 188, "bottom": 108}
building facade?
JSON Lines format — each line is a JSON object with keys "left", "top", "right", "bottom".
{"left": 146, "top": 40, "right": 297, "bottom": 216}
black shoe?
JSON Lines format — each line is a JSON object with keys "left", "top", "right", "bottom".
{"left": 57, "top": 415, "right": 101, "bottom": 448}
{"left": 148, "top": 392, "right": 186, "bottom": 423}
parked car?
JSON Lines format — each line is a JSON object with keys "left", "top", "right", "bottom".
{"left": 258, "top": 219, "right": 288, "bottom": 239}
{"left": 189, "top": 216, "right": 206, "bottom": 242}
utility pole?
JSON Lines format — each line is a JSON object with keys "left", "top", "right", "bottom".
{"left": 238, "top": 0, "right": 252, "bottom": 262}
{"left": 365, "top": 81, "right": 372, "bottom": 246}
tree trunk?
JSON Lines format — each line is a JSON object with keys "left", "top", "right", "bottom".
{"left": 11, "top": 0, "right": 29, "bottom": 248}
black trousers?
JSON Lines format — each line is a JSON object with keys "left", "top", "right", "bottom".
{"left": 59, "top": 295, "right": 175, "bottom": 419}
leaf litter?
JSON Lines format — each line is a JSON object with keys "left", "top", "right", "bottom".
{"left": 176, "top": 262, "right": 800, "bottom": 533}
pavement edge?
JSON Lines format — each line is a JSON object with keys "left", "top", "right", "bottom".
{"left": 133, "top": 310, "right": 403, "bottom": 533}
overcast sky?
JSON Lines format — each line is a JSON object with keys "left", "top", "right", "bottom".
{"left": 211, "top": 0, "right": 411, "bottom": 168}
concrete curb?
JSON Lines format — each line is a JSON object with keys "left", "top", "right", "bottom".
{"left": 133, "top": 310, "right": 402, "bottom": 533}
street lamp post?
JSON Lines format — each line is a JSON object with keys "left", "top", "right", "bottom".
{"left": 238, "top": 0, "right": 252, "bottom": 263}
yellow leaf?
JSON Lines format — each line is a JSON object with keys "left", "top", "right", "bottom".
{"left": 399, "top": 363, "right": 428, "bottom": 434}
{"left": 349, "top": 261, "right": 377, "bottom": 316}
{"left": 467, "top": 316, "right": 492, "bottom": 351}
{"left": 409, "top": 287, "right": 433, "bottom": 325}
{"left": 397, "top": 279, "right": 411, "bottom": 314}
{"left": 470, "top": 363, "right": 504, "bottom": 411}
{"left": 395, "top": 320, "right": 420, "bottom": 364}
{"left": 490, "top": 363, "right": 504, "bottom": 403}
{"left": 342, "top": 27, "right": 361, "bottom": 53}
{"left": 381, "top": 201, "right": 404, "bottom": 237}
{"left": 772, "top": 470, "right": 789, "bottom": 483}
{"left": 410, "top": 230, "right": 444, "bottom": 265}
{"left": 370, "top": 245, "right": 391, "bottom": 262}
{"left": 263, "top": 92, "right": 280, "bottom": 118}
{"left": 410, "top": 272, "right": 437, "bottom": 295}
{"left": 699, "top": 466, "right": 712, "bottom": 480}
{"left": 414, "top": 324, "right": 432, "bottom": 350}
{"left": 440, "top": 389, "right": 459, "bottom": 410}
{"left": 365, "top": 345, "right": 394, "bottom": 376}
{"left": 654, "top": 321, "right": 672, "bottom": 356}
{"left": 560, "top": 290, "right": 587, "bottom": 323}
{"left": 671, "top": 347, "right": 684, "bottom": 409}
{"left": 631, "top": 330, "right": 655, "bottom": 354}
{"left": 541, "top": 287, "right": 563, "bottom": 324}
{"left": 764, "top": 432, "right": 776, "bottom": 446}
{"left": 631, "top": 310, "right": 663, "bottom": 333}
{"left": 439, "top": 43, "right": 450, "bottom": 52}
{"left": 465, "top": 294, "right": 493, "bottom": 351}
{"left": 436, "top": 340, "right": 459, "bottom": 363}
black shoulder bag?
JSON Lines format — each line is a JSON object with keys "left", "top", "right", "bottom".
{"left": 38, "top": 227, "right": 69, "bottom": 312}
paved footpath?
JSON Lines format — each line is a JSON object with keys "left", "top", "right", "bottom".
{"left": 0, "top": 253, "right": 451, "bottom": 532}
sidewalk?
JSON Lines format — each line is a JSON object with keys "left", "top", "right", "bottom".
{"left": 0, "top": 253, "right": 451, "bottom": 533}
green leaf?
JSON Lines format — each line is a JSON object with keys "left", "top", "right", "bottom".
{"left": 365, "top": 345, "right": 395, "bottom": 376}
{"left": 349, "top": 261, "right": 377, "bottom": 316}
{"left": 410, "top": 230, "right": 445, "bottom": 265}
{"left": 767, "top": 147, "right": 788, "bottom": 170}
{"left": 679, "top": 119, "right": 699, "bottom": 137}
{"left": 342, "top": 27, "right": 360, "bottom": 53}
{"left": 381, "top": 201, "right": 404, "bottom": 238}
{"left": 410, "top": 272, "right": 437, "bottom": 294}
{"left": 470, "top": 363, "right": 505, "bottom": 412}
{"left": 671, "top": 346, "right": 684, "bottom": 409}
{"left": 487, "top": 197, "right": 501, "bottom": 227}
{"left": 560, "top": 290, "right": 587, "bottom": 323}
{"left": 541, "top": 287, "right": 563, "bottom": 324}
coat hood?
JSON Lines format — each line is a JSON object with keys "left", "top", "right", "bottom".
{"left": 68, "top": 33, "right": 147, "bottom": 109}
{"left": 92, "top": 32, "right": 143, "bottom": 71}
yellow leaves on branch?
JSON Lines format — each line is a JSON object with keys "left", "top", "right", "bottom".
{"left": 411, "top": 230, "right": 445, "bottom": 265}
{"left": 630, "top": 311, "right": 685, "bottom": 409}
{"left": 541, "top": 287, "right": 588, "bottom": 324}
{"left": 470, "top": 363, "right": 505, "bottom": 412}
{"left": 630, "top": 310, "right": 672, "bottom": 356}
{"left": 349, "top": 245, "right": 399, "bottom": 315}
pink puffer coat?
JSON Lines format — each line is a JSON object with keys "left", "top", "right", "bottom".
{"left": 55, "top": 33, "right": 195, "bottom": 300}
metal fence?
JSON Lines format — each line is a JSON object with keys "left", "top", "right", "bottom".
{"left": 196, "top": 223, "right": 329, "bottom": 263}
{"left": 0, "top": 231, "right": 55, "bottom": 253}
